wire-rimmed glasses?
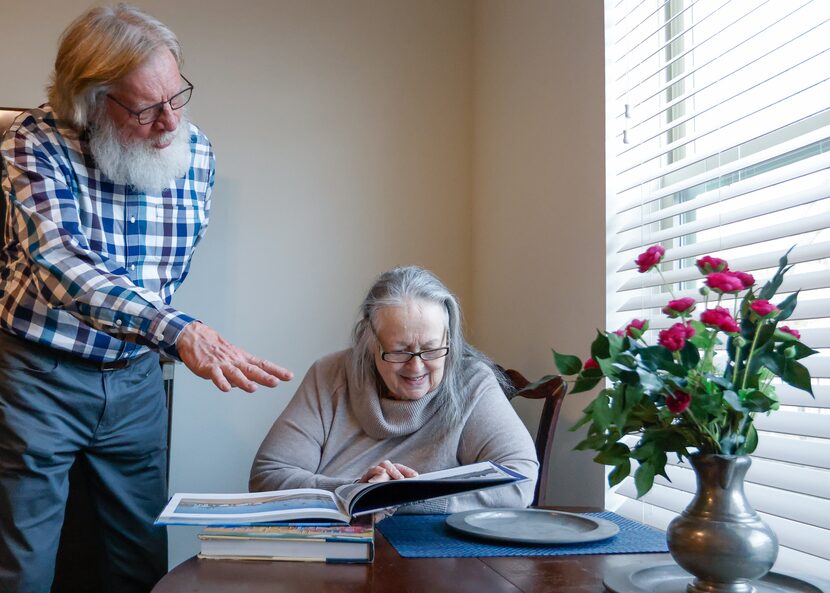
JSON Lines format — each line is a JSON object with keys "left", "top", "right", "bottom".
{"left": 107, "top": 74, "right": 194, "bottom": 125}
{"left": 380, "top": 346, "right": 450, "bottom": 364}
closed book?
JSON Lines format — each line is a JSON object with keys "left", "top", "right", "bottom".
{"left": 197, "top": 515, "right": 374, "bottom": 563}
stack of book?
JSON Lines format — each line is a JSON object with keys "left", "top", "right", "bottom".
{"left": 156, "top": 460, "right": 527, "bottom": 564}
{"left": 197, "top": 515, "right": 375, "bottom": 563}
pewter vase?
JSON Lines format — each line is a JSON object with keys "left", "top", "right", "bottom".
{"left": 667, "top": 454, "right": 778, "bottom": 593}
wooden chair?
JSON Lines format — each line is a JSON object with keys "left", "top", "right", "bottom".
{"left": 500, "top": 368, "right": 567, "bottom": 507}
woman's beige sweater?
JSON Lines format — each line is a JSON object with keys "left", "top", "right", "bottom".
{"left": 249, "top": 348, "right": 538, "bottom": 513}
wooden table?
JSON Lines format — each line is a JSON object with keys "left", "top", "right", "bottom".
{"left": 152, "top": 511, "right": 671, "bottom": 593}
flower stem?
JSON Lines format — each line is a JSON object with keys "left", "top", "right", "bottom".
{"left": 741, "top": 320, "right": 764, "bottom": 390}
{"left": 657, "top": 269, "right": 677, "bottom": 301}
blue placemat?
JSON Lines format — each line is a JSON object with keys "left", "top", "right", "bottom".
{"left": 377, "top": 511, "right": 668, "bottom": 558}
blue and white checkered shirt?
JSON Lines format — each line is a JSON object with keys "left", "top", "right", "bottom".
{"left": 0, "top": 105, "right": 213, "bottom": 362}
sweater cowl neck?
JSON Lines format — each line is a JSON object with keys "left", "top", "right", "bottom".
{"left": 345, "top": 355, "right": 444, "bottom": 439}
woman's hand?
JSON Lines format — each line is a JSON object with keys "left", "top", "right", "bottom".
{"left": 359, "top": 460, "right": 419, "bottom": 483}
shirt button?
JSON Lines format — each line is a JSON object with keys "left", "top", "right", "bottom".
{"left": 156, "top": 333, "right": 164, "bottom": 341}
{"left": 130, "top": 216, "right": 136, "bottom": 223}
{"left": 115, "top": 319, "right": 123, "bottom": 327}
{"left": 130, "top": 264, "right": 136, "bottom": 271}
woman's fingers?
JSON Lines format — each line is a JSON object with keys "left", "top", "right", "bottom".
{"left": 394, "top": 463, "right": 419, "bottom": 478}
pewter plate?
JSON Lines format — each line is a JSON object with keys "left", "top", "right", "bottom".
{"left": 603, "top": 561, "right": 830, "bottom": 593}
{"left": 445, "top": 508, "right": 620, "bottom": 545}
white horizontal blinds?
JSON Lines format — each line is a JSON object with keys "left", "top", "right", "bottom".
{"left": 606, "top": 0, "right": 830, "bottom": 576}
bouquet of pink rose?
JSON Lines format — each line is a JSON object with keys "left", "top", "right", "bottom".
{"left": 550, "top": 246, "right": 817, "bottom": 497}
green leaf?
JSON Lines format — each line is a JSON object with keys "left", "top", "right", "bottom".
{"left": 607, "top": 331, "right": 626, "bottom": 358}
{"left": 757, "top": 246, "right": 794, "bottom": 301}
{"left": 679, "top": 340, "right": 701, "bottom": 369}
{"left": 571, "top": 374, "right": 604, "bottom": 394}
{"left": 608, "top": 460, "right": 631, "bottom": 487}
{"left": 553, "top": 350, "right": 583, "bottom": 376}
{"left": 775, "top": 291, "right": 798, "bottom": 321}
{"left": 744, "top": 423, "right": 759, "bottom": 454}
{"left": 596, "top": 356, "right": 620, "bottom": 379}
{"left": 637, "top": 346, "right": 673, "bottom": 372}
{"left": 740, "top": 389, "right": 776, "bottom": 413}
{"left": 518, "top": 374, "right": 561, "bottom": 393}
{"left": 594, "top": 442, "right": 630, "bottom": 466}
{"left": 591, "top": 393, "right": 613, "bottom": 430}
{"left": 590, "top": 331, "right": 611, "bottom": 360}
{"left": 635, "top": 368, "right": 663, "bottom": 393}
{"left": 634, "top": 462, "right": 656, "bottom": 498}
{"left": 781, "top": 359, "right": 814, "bottom": 395}
{"left": 722, "top": 390, "right": 744, "bottom": 413}
{"left": 776, "top": 340, "right": 819, "bottom": 361}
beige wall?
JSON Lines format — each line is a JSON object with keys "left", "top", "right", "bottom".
{"left": 2, "top": 0, "right": 606, "bottom": 566}
{"left": 472, "top": 0, "right": 606, "bottom": 506}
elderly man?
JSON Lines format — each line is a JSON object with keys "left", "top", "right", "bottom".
{"left": 0, "top": 5, "right": 292, "bottom": 593}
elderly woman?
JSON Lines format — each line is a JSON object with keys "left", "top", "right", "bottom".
{"left": 250, "top": 266, "right": 538, "bottom": 512}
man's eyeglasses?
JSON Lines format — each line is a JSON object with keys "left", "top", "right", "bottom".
{"left": 380, "top": 346, "right": 450, "bottom": 364}
{"left": 107, "top": 74, "right": 194, "bottom": 125}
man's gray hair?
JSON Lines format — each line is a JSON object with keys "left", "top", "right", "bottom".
{"left": 351, "top": 266, "right": 508, "bottom": 426}
{"left": 48, "top": 3, "right": 183, "bottom": 129}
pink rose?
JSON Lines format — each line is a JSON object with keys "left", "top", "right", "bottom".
{"left": 706, "top": 272, "right": 745, "bottom": 293}
{"left": 750, "top": 300, "right": 778, "bottom": 317}
{"left": 662, "top": 297, "right": 696, "bottom": 318}
{"left": 778, "top": 325, "right": 801, "bottom": 339}
{"left": 696, "top": 256, "right": 728, "bottom": 274}
{"left": 733, "top": 271, "right": 755, "bottom": 289}
{"left": 625, "top": 319, "right": 647, "bottom": 338}
{"left": 635, "top": 245, "right": 665, "bottom": 273}
{"left": 583, "top": 357, "right": 599, "bottom": 370}
{"left": 658, "top": 322, "right": 695, "bottom": 352}
{"left": 666, "top": 390, "right": 691, "bottom": 414}
{"left": 700, "top": 307, "right": 740, "bottom": 333}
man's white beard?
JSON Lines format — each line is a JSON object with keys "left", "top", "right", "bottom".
{"left": 89, "top": 111, "right": 192, "bottom": 194}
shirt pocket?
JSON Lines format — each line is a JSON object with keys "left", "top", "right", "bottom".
{"left": 144, "top": 199, "right": 205, "bottom": 269}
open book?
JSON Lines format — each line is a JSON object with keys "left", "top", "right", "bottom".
{"left": 156, "top": 461, "right": 526, "bottom": 525}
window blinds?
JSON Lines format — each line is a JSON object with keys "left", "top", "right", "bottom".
{"left": 606, "top": 0, "right": 830, "bottom": 575}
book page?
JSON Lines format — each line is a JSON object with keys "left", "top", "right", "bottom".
{"left": 333, "top": 461, "right": 526, "bottom": 515}
{"left": 156, "top": 489, "right": 350, "bottom": 525}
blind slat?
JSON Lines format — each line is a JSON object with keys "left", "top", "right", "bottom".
{"left": 617, "top": 269, "right": 830, "bottom": 311}
{"left": 617, "top": 189, "right": 830, "bottom": 252}
{"left": 617, "top": 151, "right": 830, "bottom": 230}
{"left": 617, "top": 242, "right": 830, "bottom": 291}
{"left": 617, "top": 212, "right": 830, "bottom": 272}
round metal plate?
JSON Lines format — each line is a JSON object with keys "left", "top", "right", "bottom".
{"left": 445, "top": 508, "right": 620, "bottom": 545}
{"left": 603, "top": 561, "right": 830, "bottom": 593}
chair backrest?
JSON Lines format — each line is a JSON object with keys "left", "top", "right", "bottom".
{"left": 0, "top": 109, "right": 25, "bottom": 245}
{"left": 0, "top": 108, "right": 22, "bottom": 137}
{"left": 501, "top": 367, "right": 567, "bottom": 507}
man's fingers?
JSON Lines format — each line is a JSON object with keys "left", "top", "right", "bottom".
{"left": 209, "top": 365, "right": 231, "bottom": 393}
{"left": 254, "top": 358, "right": 294, "bottom": 381}
{"left": 226, "top": 365, "right": 257, "bottom": 393}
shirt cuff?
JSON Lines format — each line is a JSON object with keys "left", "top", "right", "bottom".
{"left": 148, "top": 307, "right": 196, "bottom": 361}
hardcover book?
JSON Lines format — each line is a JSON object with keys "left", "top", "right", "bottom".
{"left": 197, "top": 514, "right": 375, "bottom": 563}
{"left": 157, "top": 461, "right": 526, "bottom": 525}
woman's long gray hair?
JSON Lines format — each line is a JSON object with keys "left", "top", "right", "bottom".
{"left": 351, "top": 266, "right": 509, "bottom": 426}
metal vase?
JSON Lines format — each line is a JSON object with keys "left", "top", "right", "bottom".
{"left": 667, "top": 454, "right": 778, "bottom": 593}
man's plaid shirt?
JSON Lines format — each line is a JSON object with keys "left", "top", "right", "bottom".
{"left": 0, "top": 105, "right": 214, "bottom": 362}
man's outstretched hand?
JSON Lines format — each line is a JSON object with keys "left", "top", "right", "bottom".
{"left": 176, "top": 322, "right": 293, "bottom": 393}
